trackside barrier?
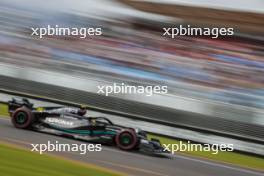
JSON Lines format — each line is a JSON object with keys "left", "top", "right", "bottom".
{"left": 0, "top": 75, "right": 264, "bottom": 145}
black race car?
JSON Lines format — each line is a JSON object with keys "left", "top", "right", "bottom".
{"left": 8, "top": 98, "right": 169, "bottom": 155}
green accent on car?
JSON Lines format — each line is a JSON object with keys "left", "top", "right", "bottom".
{"left": 50, "top": 125, "right": 116, "bottom": 135}
{"left": 0, "top": 142, "right": 125, "bottom": 176}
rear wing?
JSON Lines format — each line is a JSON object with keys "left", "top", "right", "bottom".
{"left": 8, "top": 98, "right": 33, "bottom": 113}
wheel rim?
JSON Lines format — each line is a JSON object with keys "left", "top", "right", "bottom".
{"left": 16, "top": 112, "right": 27, "bottom": 124}
{"left": 120, "top": 133, "right": 133, "bottom": 146}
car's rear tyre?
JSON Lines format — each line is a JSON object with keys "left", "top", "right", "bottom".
{"left": 115, "top": 129, "right": 138, "bottom": 150}
{"left": 11, "top": 107, "right": 34, "bottom": 129}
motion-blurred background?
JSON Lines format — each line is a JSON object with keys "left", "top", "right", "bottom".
{"left": 0, "top": 0, "right": 264, "bottom": 148}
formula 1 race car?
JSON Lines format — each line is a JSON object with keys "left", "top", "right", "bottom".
{"left": 8, "top": 98, "right": 169, "bottom": 155}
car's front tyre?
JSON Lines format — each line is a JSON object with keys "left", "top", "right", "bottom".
{"left": 115, "top": 129, "right": 138, "bottom": 150}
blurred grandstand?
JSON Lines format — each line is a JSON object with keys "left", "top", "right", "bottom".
{"left": 0, "top": 0, "right": 264, "bottom": 110}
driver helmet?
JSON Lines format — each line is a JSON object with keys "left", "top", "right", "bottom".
{"left": 78, "top": 104, "right": 87, "bottom": 116}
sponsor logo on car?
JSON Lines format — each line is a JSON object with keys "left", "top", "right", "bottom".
{"left": 46, "top": 118, "right": 73, "bottom": 126}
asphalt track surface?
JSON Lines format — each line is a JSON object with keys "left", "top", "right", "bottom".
{"left": 0, "top": 117, "right": 264, "bottom": 176}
